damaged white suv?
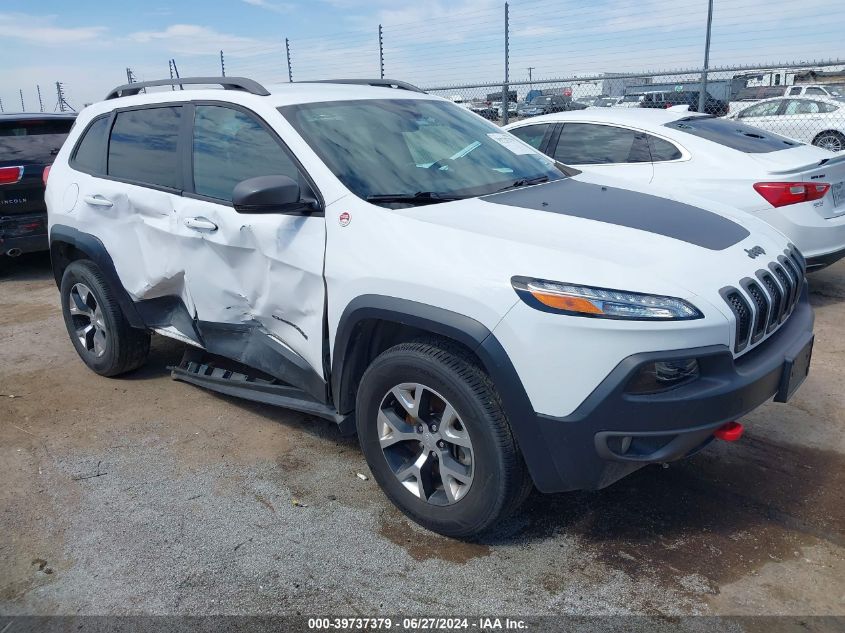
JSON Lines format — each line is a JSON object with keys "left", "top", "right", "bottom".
{"left": 46, "top": 77, "right": 815, "bottom": 537}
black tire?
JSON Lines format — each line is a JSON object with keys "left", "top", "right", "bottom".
{"left": 60, "top": 259, "right": 150, "bottom": 377}
{"left": 812, "top": 130, "right": 845, "bottom": 153}
{"left": 356, "top": 340, "right": 532, "bottom": 538}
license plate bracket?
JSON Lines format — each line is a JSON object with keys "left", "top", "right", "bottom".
{"left": 833, "top": 181, "right": 845, "bottom": 208}
{"left": 774, "top": 334, "right": 813, "bottom": 403}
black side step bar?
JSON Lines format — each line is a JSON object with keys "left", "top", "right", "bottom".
{"left": 170, "top": 352, "right": 354, "bottom": 434}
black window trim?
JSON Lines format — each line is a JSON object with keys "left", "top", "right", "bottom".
{"left": 553, "top": 121, "right": 689, "bottom": 165}
{"left": 66, "top": 100, "right": 325, "bottom": 215}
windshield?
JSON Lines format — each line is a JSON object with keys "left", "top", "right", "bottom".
{"left": 530, "top": 96, "right": 553, "bottom": 105}
{"left": 594, "top": 98, "right": 617, "bottom": 107}
{"left": 280, "top": 99, "right": 563, "bottom": 205}
{"left": 622, "top": 94, "right": 642, "bottom": 102}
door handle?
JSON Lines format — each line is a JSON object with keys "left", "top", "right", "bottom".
{"left": 83, "top": 195, "right": 113, "bottom": 208}
{"left": 184, "top": 217, "right": 218, "bottom": 232}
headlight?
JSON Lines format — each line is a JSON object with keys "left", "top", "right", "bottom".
{"left": 511, "top": 276, "right": 703, "bottom": 320}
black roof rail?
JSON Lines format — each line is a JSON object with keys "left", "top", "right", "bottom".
{"left": 307, "top": 79, "right": 425, "bottom": 93}
{"left": 105, "top": 77, "right": 270, "bottom": 100}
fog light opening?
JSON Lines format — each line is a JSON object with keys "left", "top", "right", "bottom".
{"left": 626, "top": 358, "right": 700, "bottom": 394}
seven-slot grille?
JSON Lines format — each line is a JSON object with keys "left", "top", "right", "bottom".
{"left": 721, "top": 247, "right": 806, "bottom": 354}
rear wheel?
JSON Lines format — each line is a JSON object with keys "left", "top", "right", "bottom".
{"left": 812, "top": 130, "right": 845, "bottom": 152}
{"left": 356, "top": 340, "right": 531, "bottom": 538}
{"left": 60, "top": 260, "right": 150, "bottom": 376}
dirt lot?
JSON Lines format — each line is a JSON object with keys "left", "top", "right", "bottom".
{"left": 1, "top": 253, "right": 843, "bottom": 620}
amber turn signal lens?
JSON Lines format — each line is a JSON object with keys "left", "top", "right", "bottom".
{"left": 530, "top": 291, "right": 603, "bottom": 314}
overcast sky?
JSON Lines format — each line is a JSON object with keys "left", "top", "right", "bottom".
{"left": 1, "top": 0, "right": 843, "bottom": 111}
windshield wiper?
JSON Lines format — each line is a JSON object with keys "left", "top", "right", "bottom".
{"left": 495, "top": 175, "right": 550, "bottom": 193}
{"left": 365, "top": 191, "right": 464, "bottom": 205}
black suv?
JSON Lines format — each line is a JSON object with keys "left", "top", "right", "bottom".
{"left": 1, "top": 113, "right": 76, "bottom": 259}
{"left": 640, "top": 91, "right": 729, "bottom": 117}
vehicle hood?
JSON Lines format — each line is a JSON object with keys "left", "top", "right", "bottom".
{"left": 396, "top": 176, "right": 794, "bottom": 313}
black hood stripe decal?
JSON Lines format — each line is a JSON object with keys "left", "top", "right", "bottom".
{"left": 483, "top": 179, "right": 749, "bottom": 250}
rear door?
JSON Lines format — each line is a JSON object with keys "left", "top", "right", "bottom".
{"left": 71, "top": 105, "right": 187, "bottom": 311}
{"left": 173, "top": 103, "right": 327, "bottom": 396}
{"left": 736, "top": 99, "right": 788, "bottom": 136}
{"left": 548, "top": 122, "right": 654, "bottom": 182}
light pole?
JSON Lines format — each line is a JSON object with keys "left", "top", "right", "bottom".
{"left": 698, "top": 0, "right": 714, "bottom": 113}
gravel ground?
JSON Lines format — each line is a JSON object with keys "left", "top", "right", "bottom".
{"left": 0, "top": 253, "right": 843, "bottom": 621}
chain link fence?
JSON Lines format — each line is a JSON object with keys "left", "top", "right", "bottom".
{"left": 421, "top": 62, "right": 845, "bottom": 151}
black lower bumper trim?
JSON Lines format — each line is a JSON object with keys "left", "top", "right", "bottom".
{"left": 806, "top": 246, "right": 845, "bottom": 271}
{"left": 525, "top": 285, "right": 814, "bottom": 493}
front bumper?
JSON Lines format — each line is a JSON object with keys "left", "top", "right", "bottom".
{"left": 520, "top": 287, "right": 814, "bottom": 493}
{"left": 0, "top": 212, "right": 48, "bottom": 256}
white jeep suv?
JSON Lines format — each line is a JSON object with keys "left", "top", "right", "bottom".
{"left": 46, "top": 77, "right": 815, "bottom": 537}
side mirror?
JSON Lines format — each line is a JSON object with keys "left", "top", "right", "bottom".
{"left": 232, "top": 175, "right": 314, "bottom": 214}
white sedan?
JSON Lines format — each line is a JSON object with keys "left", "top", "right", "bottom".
{"left": 727, "top": 96, "right": 845, "bottom": 152}
{"left": 504, "top": 108, "right": 845, "bottom": 269}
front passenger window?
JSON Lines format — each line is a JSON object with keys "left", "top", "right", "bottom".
{"left": 508, "top": 124, "right": 550, "bottom": 149}
{"left": 193, "top": 105, "right": 300, "bottom": 202}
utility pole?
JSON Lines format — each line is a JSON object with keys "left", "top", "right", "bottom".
{"left": 220, "top": 50, "right": 226, "bottom": 76}
{"left": 527, "top": 66, "right": 535, "bottom": 91}
{"left": 285, "top": 38, "right": 293, "bottom": 83}
{"left": 502, "top": 2, "right": 510, "bottom": 125}
{"left": 378, "top": 24, "right": 384, "bottom": 79}
{"left": 171, "top": 59, "right": 182, "bottom": 88}
{"left": 698, "top": 0, "right": 714, "bottom": 113}
{"left": 37, "top": 85, "right": 44, "bottom": 112}
{"left": 20, "top": 89, "right": 25, "bottom": 112}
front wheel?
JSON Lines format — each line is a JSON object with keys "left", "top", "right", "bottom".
{"left": 813, "top": 131, "right": 845, "bottom": 152}
{"left": 356, "top": 340, "right": 531, "bottom": 538}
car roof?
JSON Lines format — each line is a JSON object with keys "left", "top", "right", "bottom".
{"left": 740, "top": 95, "right": 844, "bottom": 106}
{"left": 0, "top": 112, "right": 78, "bottom": 121}
{"left": 505, "top": 107, "right": 703, "bottom": 129}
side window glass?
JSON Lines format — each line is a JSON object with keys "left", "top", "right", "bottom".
{"left": 72, "top": 116, "right": 110, "bottom": 174}
{"left": 108, "top": 107, "right": 182, "bottom": 189}
{"left": 819, "top": 102, "right": 839, "bottom": 114}
{"left": 192, "top": 105, "right": 299, "bottom": 202}
{"left": 554, "top": 124, "right": 646, "bottom": 164}
{"left": 648, "top": 135, "right": 682, "bottom": 161}
{"left": 739, "top": 101, "right": 780, "bottom": 118}
{"left": 785, "top": 100, "right": 820, "bottom": 115}
{"left": 508, "top": 124, "right": 550, "bottom": 150}
{"left": 789, "top": 87, "right": 802, "bottom": 96}
{"left": 806, "top": 87, "right": 825, "bottom": 95}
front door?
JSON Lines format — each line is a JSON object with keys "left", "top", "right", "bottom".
{"left": 174, "top": 103, "right": 327, "bottom": 398}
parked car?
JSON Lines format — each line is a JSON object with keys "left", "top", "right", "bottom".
{"left": 727, "top": 96, "right": 845, "bottom": 152}
{"left": 590, "top": 96, "right": 626, "bottom": 108}
{"left": 505, "top": 108, "right": 845, "bottom": 269}
{"left": 782, "top": 84, "right": 843, "bottom": 99}
{"left": 574, "top": 96, "right": 602, "bottom": 107}
{"left": 47, "top": 76, "right": 813, "bottom": 537}
{"left": 517, "top": 94, "right": 586, "bottom": 117}
{"left": 494, "top": 100, "right": 518, "bottom": 118}
{"left": 1, "top": 113, "right": 76, "bottom": 260}
{"left": 468, "top": 99, "right": 498, "bottom": 120}
{"left": 640, "top": 90, "right": 730, "bottom": 116}
{"left": 616, "top": 93, "right": 648, "bottom": 108}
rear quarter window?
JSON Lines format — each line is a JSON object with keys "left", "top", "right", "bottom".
{"left": 664, "top": 117, "right": 799, "bottom": 153}
{"left": 71, "top": 116, "right": 110, "bottom": 174}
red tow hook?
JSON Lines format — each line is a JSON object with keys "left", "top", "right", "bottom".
{"left": 714, "top": 421, "right": 744, "bottom": 441}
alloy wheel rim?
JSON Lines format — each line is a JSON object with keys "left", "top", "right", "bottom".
{"left": 68, "top": 283, "right": 108, "bottom": 358}
{"left": 377, "top": 382, "right": 474, "bottom": 506}
{"left": 818, "top": 135, "right": 843, "bottom": 152}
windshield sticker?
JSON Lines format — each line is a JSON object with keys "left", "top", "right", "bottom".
{"left": 487, "top": 133, "right": 536, "bottom": 155}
